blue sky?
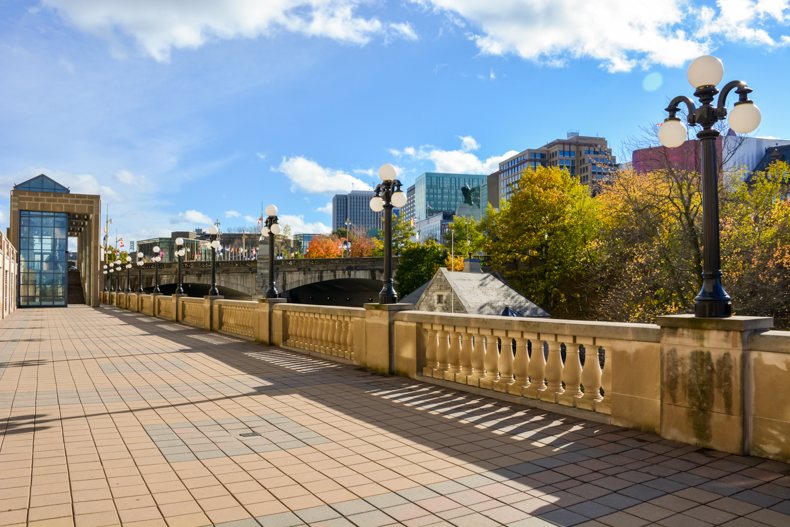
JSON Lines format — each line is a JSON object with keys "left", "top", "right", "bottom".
{"left": 1, "top": 0, "right": 788, "bottom": 244}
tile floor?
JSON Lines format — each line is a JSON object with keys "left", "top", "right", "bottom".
{"left": 0, "top": 305, "right": 788, "bottom": 527}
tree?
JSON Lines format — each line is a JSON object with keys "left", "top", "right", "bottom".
{"left": 374, "top": 214, "right": 416, "bottom": 256}
{"left": 482, "top": 166, "right": 601, "bottom": 318}
{"left": 593, "top": 167, "right": 703, "bottom": 321}
{"left": 445, "top": 254, "right": 464, "bottom": 271}
{"left": 348, "top": 235, "right": 376, "bottom": 257}
{"left": 306, "top": 235, "right": 342, "bottom": 258}
{"left": 395, "top": 240, "right": 446, "bottom": 296}
{"left": 721, "top": 161, "right": 790, "bottom": 327}
{"left": 443, "top": 215, "right": 485, "bottom": 259}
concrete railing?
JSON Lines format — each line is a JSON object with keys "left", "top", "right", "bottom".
{"left": 100, "top": 295, "right": 790, "bottom": 463}
{"left": 277, "top": 304, "right": 366, "bottom": 363}
{"left": 394, "top": 312, "right": 660, "bottom": 430}
{"left": 215, "top": 300, "right": 258, "bottom": 339}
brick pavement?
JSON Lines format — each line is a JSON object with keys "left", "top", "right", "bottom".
{"left": 1, "top": 305, "right": 789, "bottom": 527}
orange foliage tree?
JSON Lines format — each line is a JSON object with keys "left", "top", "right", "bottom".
{"left": 306, "top": 235, "right": 342, "bottom": 258}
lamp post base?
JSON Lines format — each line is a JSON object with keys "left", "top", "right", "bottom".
{"left": 694, "top": 299, "right": 733, "bottom": 318}
{"left": 378, "top": 281, "right": 398, "bottom": 304}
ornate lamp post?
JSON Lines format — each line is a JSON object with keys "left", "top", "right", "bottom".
{"left": 152, "top": 246, "right": 162, "bottom": 294}
{"left": 369, "top": 164, "right": 407, "bottom": 304}
{"left": 260, "top": 204, "right": 282, "bottom": 298}
{"left": 125, "top": 258, "right": 133, "bottom": 292}
{"left": 343, "top": 240, "right": 352, "bottom": 257}
{"left": 102, "top": 264, "right": 108, "bottom": 291}
{"left": 136, "top": 252, "right": 144, "bottom": 292}
{"left": 207, "top": 225, "right": 220, "bottom": 296}
{"left": 659, "top": 55, "right": 761, "bottom": 318}
{"left": 175, "top": 237, "right": 185, "bottom": 295}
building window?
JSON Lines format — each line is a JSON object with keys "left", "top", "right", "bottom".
{"left": 436, "top": 294, "right": 445, "bottom": 305}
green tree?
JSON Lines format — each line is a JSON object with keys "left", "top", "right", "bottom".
{"left": 443, "top": 215, "right": 485, "bottom": 259}
{"left": 482, "top": 166, "right": 600, "bottom": 318}
{"left": 395, "top": 240, "right": 446, "bottom": 296}
{"left": 373, "top": 214, "right": 416, "bottom": 256}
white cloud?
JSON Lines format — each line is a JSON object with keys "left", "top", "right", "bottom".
{"left": 392, "top": 136, "right": 517, "bottom": 174}
{"left": 274, "top": 156, "right": 372, "bottom": 194}
{"left": 279, "top": 214, "right": 332, "bottom": 234}
{"left": 317, "top": 202, "right": 333, "bottom": 214}
{"left": 114, "top": 169, "right": 153, "bottom": 191}
{"left": 243, "top": 214, "right": 258, "bottom": 224}
{"left": 179, "top": 209, "right": 213, "bottom": 226}
{"left": 389, "top": 22, "right": 418, "bottom": 41}
{"left": 41, "top": 0, "right": 406, "bottom": 62}
{"left": 418, "top": 0, "right": 789, "bottom": 72}
{"left": 225, "top": 209, "right": 241, "bottom": 218}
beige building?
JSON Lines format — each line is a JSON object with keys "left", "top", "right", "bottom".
{"left": 9, "top": 174, "right": 101, "bottom": 307}
{"left": 490, "top": 132, "right": 616, "bottom": 204}
{"left": 0, "top": 229, "right": 18, "bottom": 318}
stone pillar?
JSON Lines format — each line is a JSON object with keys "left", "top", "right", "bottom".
{"left": 257, "top": 298, "right": 287, "bottom": 345}
{"left": 364, "top": 303, "right": 414, "bottom": 375}
{"left": 172, "top": 294, "right": 186, "bottom": 323}
{"left": 658, "top": 315, "right": 772, "bottom": 455}
{"left": 205, "top": 295, "right": 223, "bottom": 331}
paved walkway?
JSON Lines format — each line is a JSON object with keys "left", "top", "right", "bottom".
{"left": 1, "top": 306, "right": 789, "bottom": 527}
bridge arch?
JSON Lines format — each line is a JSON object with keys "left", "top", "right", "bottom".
{"left": 284, "top": 278, "right": 382, "bottom": 306}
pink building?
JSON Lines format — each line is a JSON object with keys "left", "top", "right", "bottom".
{"left": 632, "top": 137, "right": 723, "bottom": 173}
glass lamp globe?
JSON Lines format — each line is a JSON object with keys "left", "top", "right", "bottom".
{"left": 127, "top": 263, "right": 132, "bottom": 269}
{"left": 153, "top": 245, "right": 160, "bottom": 254}
{"left": 688, "top": 55, "right": 724, "bottom": 88}
{"left": 659, "top": 119, "right": 688, "bottom": 149}
{"left": 137, "top": 252, "right": 143, "bottom": 258}
{"left": 270, "top": 223, "right": 282, "bottom": 235}
{"left": 175, "top": 237, "right": 184, "bottom": 246}
{"left": 391, "top": 191, "right": 407, "bottom": 208}
{"left": 109, "top": 269, "right": 114, "bottom": 273}
{"left": 261, "top": 226, "right": 269, "bottom": 236}
{"left": 211, "top": 240, "right": 221, "bottom": 249}
{"left": 265, "top": 204, "right": 278, "bottom": 216}
{"left": 103, "top": 271, "right": 107, "bottom": 275}
{"left": 378, "top": 164, "right": 397, "bottom": 182}
{"left": 103, "top": 264, "right": 108, "bottom": 269}
{"left": 370, "top": 196, "right": 384, "bottom": 212}
{"left": 177, "top": 249, "right": 185, "bottom": 257}
{"left": 207, "top": 225, "right": 219, "bottom": 235}
{"left": 137, "top": 260, "right": 143, "bottom": 266}
{"left": 729, "top": 102, "right": 761, "bottom": 134}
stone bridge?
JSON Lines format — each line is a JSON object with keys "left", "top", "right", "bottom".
{"left": 113, "top": 257, "right": 399, "bottom": 299}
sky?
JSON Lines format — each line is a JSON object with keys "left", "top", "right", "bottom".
{"left": 1, "top": 0, "right": 788, "bottom": 245}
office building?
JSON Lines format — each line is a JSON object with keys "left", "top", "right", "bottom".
{"left": 492, "top": 133, "right": 616, "bottom": 203}
{"left": 411, "top": 172, "right": 488, "bottom": 223}
{"left": 632, "top": 132, "right": 790, "bottom": 176}
{"left": 332, "top": 190, "right": 384, "bottom": 235}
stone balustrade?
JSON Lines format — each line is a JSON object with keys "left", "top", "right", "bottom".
{"left": 100, "top": 294, "right": 790, "bottom": 462}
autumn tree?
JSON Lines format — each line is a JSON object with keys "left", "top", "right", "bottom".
{"left": 593, "top": 167, "right": 703, "bottom": 321}
{"left": 306, "top": 235, "right": 342, "bottom": 258}
{"left": 372, "top": 214, "right": 416, "bottom": 257}
{"left": 395, "top": 240, "right": 446, "bottom": 296}
{"left": 348, "top": 234, "right": 376, "bottom": 257}
{"left": 482, "top": 166, "right": 600, "bottom": 318}
{"left": 721, "top": 161, "right": 790, "bottom": 326}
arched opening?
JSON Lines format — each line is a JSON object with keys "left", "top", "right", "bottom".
{"left": 285, "top": 278, "right": 383, "bottom": 307}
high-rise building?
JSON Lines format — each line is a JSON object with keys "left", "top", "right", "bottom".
{"left": 411, "top": 172, "right": 488, "bottom": 223}
{"left": 492, "top": 133, "right": 616, "bottom": 203}
{"left": 332, "top": 190, "right": 384, "bottom": 235}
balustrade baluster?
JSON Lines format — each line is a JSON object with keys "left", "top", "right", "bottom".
{"left": 423, "top": 324, "right": 438, "bottom": 376}
{"left": 434, "top": 328, "right": 450, "bottom": 379}
{"left": 597, "top": 347, "right": 611, "bottom": 414}
{"left": 310, "top": 313, "right": 320, "bottom": 351}
{"left": 509, "top": 333, "right": 530, "bottom": 396}
{"left": 319, "top": 315, "right": 329, "bottom": 354}
{"left": 495, "top": 333, "right": 515, "bottom": 392}
{"left": 559, "top": 343, "right": 584, "bottom": 406}
{"left": 459, "top": 330, "right": 473, "bottom": 384}
{"left": 469, "top": 332, "right": 484, "bottom": 387}
{"left": 345, "top": 319, "right": 354, "bottom": 361}
{"left": 578, "top": 344, "right": 604, "bottom": 410}
{"left": 524, "top": 338, "right": 547, "bottom": 398}
{"left": 445, "top": 328, "right": 461, "bottom": 382}
{"left": 542, "top": 339, "right": 565, "bottom": 403}
{"left": 479, "top": 332, "right": 500, "bottom": 390}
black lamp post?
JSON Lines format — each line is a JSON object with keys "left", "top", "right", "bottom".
{"left": 125, "top": 258, "right": 133, "bottom": 292}
{"left": 136, "top": 252, "right": 144, "bottom": 292}
{"left": 207, "top": 225, "right": 220, "bottom": 296}
{"left": 175, "top": 237, "right": 185, "bottom": 295}
{"left": 261, "top": 204, "right": 281, "bottom": 298}
{"left": 659, "top": 55, "right": 761, "bottom": 318}
{"left": 103, "top": 264, "right": 108, "bottom": 291}
{"left": 369, "top": 164, "right": 407, "bottom": 304}
{"left": 152, "top": 245, "right": 162, "bottom": 294}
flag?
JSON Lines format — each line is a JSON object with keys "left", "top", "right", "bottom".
{"left": 118, "top": 237, "right": 125, "bottom": 248}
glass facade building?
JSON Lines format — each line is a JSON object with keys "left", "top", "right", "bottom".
{"left": 18, "top": 211, "right": 69, "bottom": 306}
{"left": 412, "top": 173, "right": 488, "bottom": 222}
